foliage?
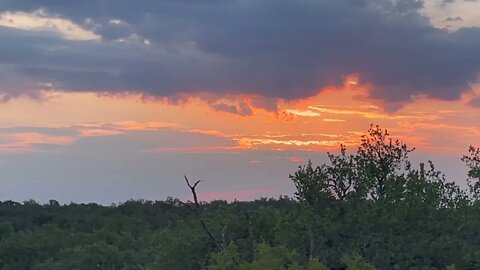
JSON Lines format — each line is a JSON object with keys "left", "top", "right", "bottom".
{"left": 462, "top": 146, "right": 480, "bottom": 200}
{"left": 306, "top": 258, "right": 329, "bottom": 270}
{"left": 239, "top": 243, "right": 302, "bottom": 270}
{"left": 208, "top": 242, "right": 242, "bottom": 270}
{"left": 340, "top": 255, "right": 376, "bottom": 270}
{"left": 0, "top": 126, "right": 478, "bottom": 269}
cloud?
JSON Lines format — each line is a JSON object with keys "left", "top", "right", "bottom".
{"left": 285, "top": 109, "right": 321, "bottom": 117}
{"left": 468, "top": 97, "right": 480, "bottom": 107}
{"left": 0, "top": 9, "right": 100, "bottom": 41}
{"left": 79, "top": 129, "right": 124, "bottom": 137}
{"left": 0, "top": 0, "right": 479, "bottom": 109}
{"left": 441, "top": 0, "right": 456, "bottom": 5}
{"left": 71, "top": 121, "right": 179, "bottom": 138}
{"left": 308, "top": 105, "right": 438, "bottom": 120}
{"left": 144, "top": 145, "right": 243, "bottom": 154}
{"left": 211, "top": 102, "right": 253, "bottom": 116}
{"left": 446, "top": 16, "right": 463, "bottom": 21}
{"left": 287, "top": 156, "right": 305, "bottom": 163}
{"left": 323, "top": 118, "right": 346, "bottom": 122}
{"left": 235, "top": 137, "right": 345, "bottom": 150}
{"left": 111, "top": 121, "right": 178, "bottom": 131}
{"left": 0, "top": 132, "right": 75, "bottom": 153}
{"left": 109, "top": 19, "right": 126, "bottom": 25}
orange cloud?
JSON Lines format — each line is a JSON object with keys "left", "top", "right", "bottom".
{"left": 287, "top": 156, "right": 305, "bottom": 163}
{"left": 112, "top": 121, "right": 178, "bottom": 131}
{"left": 75, "top": 121, "right": 179, "bottom": 137}
{"left": 79, "top": 129, "right": 124, "bottom": 137}
{"left": 0, "top": 77, "right": 478, "bottom": 157}
{"left": 0, "top": 132, "right": 75, "bottom": 153}
{"left": 285, "top": 109, "right": 321, "bottom": 117}
{"left": 143, "top": 145, "right": 246, "bottom": 154}
{"left": 186, "top": 129, "right": 230, "bottom": 138}
{"left": 235, "top": 138, "right": 344, "bottom": 149}
{"left": 323, "top": 118, "right": 346, "bottom": 122}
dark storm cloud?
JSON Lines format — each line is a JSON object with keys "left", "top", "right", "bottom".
{"left": 0, "top": 0, "right": 479, "bottom": 106}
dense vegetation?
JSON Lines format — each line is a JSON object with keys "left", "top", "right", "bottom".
{"left": 0, "top": 125, "right": 479, "bottom": 270}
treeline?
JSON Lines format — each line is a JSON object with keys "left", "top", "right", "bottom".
{"left": 0, "top": 125, "right": 479, "bottom": 269}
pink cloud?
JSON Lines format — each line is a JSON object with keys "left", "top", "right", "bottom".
{"left": 0, "top": 132, "right": 75, "bottom": 153}
{"left": 187, "top": 129, "right": 229, "bottom": 138}
{"left": 143, "top": 145, "right": 245, "bottom": 154}
{"left": 287, "top": 156, "right": 305, "bottom": 163}
{"left": 113, "top": 121, "right": 178, "bottom": 131}
{"left": 79, "top": 129, "right": 124, "bottom": 137}
{"left": 5, "top": 132, "right": 74, "bottom": 145}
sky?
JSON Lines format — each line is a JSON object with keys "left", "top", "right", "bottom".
{"left": 0, "top": 0, "right": 479, "bottom": 204}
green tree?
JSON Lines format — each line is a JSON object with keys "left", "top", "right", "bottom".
{"left": 446, "top": 264, "right": 456, "bottom": 270}
{"left": 290, "top": 160, "right": 332, "bottom": 204}
{"left": 341, "top": 254, "right": 376, "bottom": 270}
{"left": 208, "top": 242, "right": 242, "bottom": 270}
{"left": 307, "top": 258, "right": 329, "bottom": 270}
{"left": 290, "top": 144, "right": 359, "bottom": 204}
{"left": 355, "top": 125, "right": 414, "bottom": 201}
{"left": 240, "top": 244, "right": 302, "bottom": 270}
{"left": 462, "top": 146, "right": 480, "bottom": 200}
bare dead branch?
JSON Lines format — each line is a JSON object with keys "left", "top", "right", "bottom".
{"left": 185, "top": 175, "right": 201, "bottom": 208}
{"left": 183, "top": 174, "right": 225, "bottom": 251}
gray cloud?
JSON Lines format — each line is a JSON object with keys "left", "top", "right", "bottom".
{"left": 442, "top": 0, "right": 456, "bottom": 5}
{"left": 0, "top": 0, "right": 479, "bottom": 108}
{"left": 468, "top": 97, "right": 480, "bottom": 107}
{"left": 211, "top": 102, "right": 253, "bottom": 116}
{"left": 446, "top": 16, "right": 463, "bottom": 21}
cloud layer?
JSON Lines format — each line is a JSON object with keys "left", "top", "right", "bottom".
{"left": 0, "top": 0, "right": 479, "bottom": 108}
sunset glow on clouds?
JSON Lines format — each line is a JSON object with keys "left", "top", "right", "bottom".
{"left": 0, "top": 82, "right": 477, "bottom": 203}
{"left": 0, "top": 0, "right": 479, "bottom": 203}
{"left": 0, "top": 132, "right": 75, "bottom": 153}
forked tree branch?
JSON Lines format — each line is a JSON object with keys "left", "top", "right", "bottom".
{"left": 184, "top": 174, "right": 225, "bottom": 251}
{"left": 185, "top": 175, "right": 201, "bottom": 208}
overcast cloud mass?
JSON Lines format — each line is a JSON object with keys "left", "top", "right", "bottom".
{"left": 0, "top": 0, "right": 479, "bottom": 108}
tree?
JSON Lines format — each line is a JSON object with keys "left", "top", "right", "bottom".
{"left": 183, "top": 175, "right": 227, "bottom": 251}
{"left": 240, "top": 244, "right": 302, "bottom": 270}
{"left": 290, "top": 160, "right": 332, "bottom": 204}
{"left": 355, "top": 125, "right": 414, "bottom": 201}
{"left": 290, "top": 144, "right": 360, "bottom": 204}
{"left": 341, "top": 254, "right": 376, "bottom": 270}
{"left": 208, "top": 242, "right": 242, "bottom": 270}
{"left": 1, "top": 125, "right": 480, "bottom": 270}
{"left": 291, "top": 125, "right": 416, "bottom": 203}
{"left": 323, "top": 145, "right": 358, "bottom": 201}
{"left": 462, "top": 146, "right": 480, "bottom": 200}
{"left": 307, "top": 258, "right": 329, "bottom": 270}
{"left": 403, "top": 161, "right": 465, "bottom": 208}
